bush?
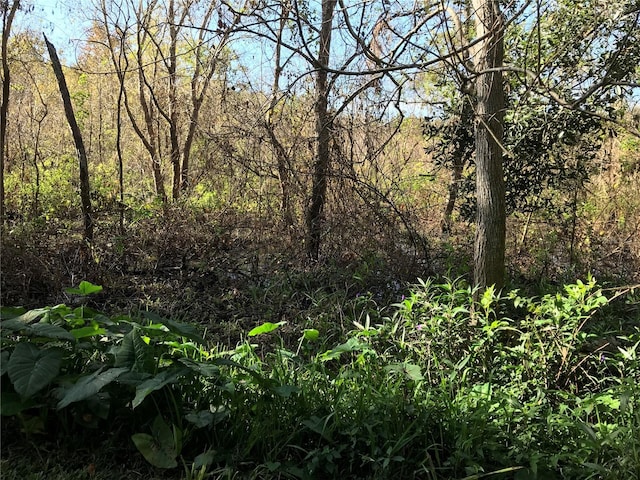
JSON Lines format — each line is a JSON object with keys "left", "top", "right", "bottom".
{"left": 1, "top": 279, "right": 639, "bottom": 479}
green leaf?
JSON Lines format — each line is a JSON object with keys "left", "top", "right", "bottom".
{"left": 319, "top": 338, "right": 369, "bottom": 362}
{"left": 8, "top": 343, "right": 63, "bottom": 398}
{"left": 185, "top": 410, "right": 215, "bottom": 428}
{"left": 114, "top": 327, "right": 153, "bottom": 372}
{"left": 303, "top": 329, "right": 320, "bottom": 341}
{"left": 132, "top": 368, "right": 186, "bottom": 409}
{"left": 57, "top": 367, "right": 128, "bottom": 409}
{"left": 142, "top": 312, "right": 205, "bottom": 344}
{"left": 65, "top": 281, "right": 103, "bottom": 296}
{"left": 0, "top": 320, "right": 75, "bottom": 341}
{"left": 193, "top": 450, "right": 216, "bottom": 469}
{"left": 0, "top": 307, "right": 26, "bottom": 320}
{"left": 179, "top": 359, "right": 220, "bottom": 377}
{"left": 30, "top": 323, "right": 76, "bottom": 341}
{"left": 132, "top": 416, "right": 178, "bottom": 469}
{"left": 248, "top": 321, "right": 286, "bottom": 337}
{"left": 385, "top": 363, "right": 424, "bottom": 382}
{"left": 1, "top": 308, "right": 49, "bottom": 329}
{"left": 70, "top": 322, "right": 106, "bottom": 339}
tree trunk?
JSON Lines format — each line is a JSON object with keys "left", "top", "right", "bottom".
{"left": 472, "top": 0, "right": 506, "bottom": 290}
{"left": 1, "top": 0, "right": 20, "bottom": 224}
{"left": 306, "top": 0, "right": 337, "bottom": 260}
{"left": 267, "top": 0, "right": 294, "bottom": 227}
{"left": 168, "top": 0, "right": 181, "bottom": 200}
{"left": 44, "top": 35, "right": 94, "bottom": 242}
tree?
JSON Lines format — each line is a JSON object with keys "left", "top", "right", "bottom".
{"left": 306, "top": 0, "right": 337, "bottom": 260}
{"left": 95, "top": 0, "right": 242, "bottom": 201}
{"left": 44, "top": 35, "right": 93, "bottom": 242}
{"left": 1, "top": 0, "right": 20, "bottom": 223}
{"left": 470, "top": 0, "right": 506, "bottom": 289}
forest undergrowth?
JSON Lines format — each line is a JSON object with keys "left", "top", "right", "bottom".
{"left": 1, "top": 197, "right": 640, "bottom": 479}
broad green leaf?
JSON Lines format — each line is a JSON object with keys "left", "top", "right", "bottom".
{"left": 114, "top": 327, "right": 153, "bottom": 372}
{"left": 480, "top": 286, "right": 496, "bottom": 311}
{"left": 179, "top": 359, "right": 220, "bottom": 377}
{"left": 0, "top": 307, "right": 26, "bottom": 320}
{"left": 8, "top": 344, "right": 63, "bottom": 398}
{"left": 0, "top": 321, "right": 75, "bottom": 341}
{"left": 302, "top": 415, "right": 332, "bottom": 441}
{"left": 410, "top": 364, "right": 425, "bottom": 381}
{"left": 303, "top": 329, "right": 320, "bottom": 341}
{"left": 193, "top": 450, "right": 216, "bottom": 469}
{"left": 131, "top": 433, "right": 178, "bottom": 469}
{"left": 116, "top": 371, "right": 153, "bottom": 386}
{"left": 70, "top": 322, "right": 106, "bottom": 339}
{"left": 132, "top": 368, "right": 187, "bottom": 409}
{"left": 65, "top": 281, "right": 103, "bottom": 296}
{"left": 185, "top": 410, "right": 215, "bottom": 428}
{"left": 319, "top": 337, "right": 368, "bottom": 362}
{"left": 57, "top": 367, "right": 128, "bottom": 409}
{"left": 142, "top": 312, "right": 205, "bottom": 344}
{"left": 2, "top": 308, "right": 49, "bottom": 328}
{"left": 248, "top": 321, "right": 286, "bottom": 337}
{"left": 30, "top": 323, "right": 76, "bottom": 341}
{"left": 132, "top": 416, "right": 178, "bottom": 469}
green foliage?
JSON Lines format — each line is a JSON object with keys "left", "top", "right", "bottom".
{"left": 2, "top": 279, "right": 639, "bottom": 479}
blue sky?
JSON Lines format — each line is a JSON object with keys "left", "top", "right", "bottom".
{"left": 16, "top": 0, "right": 91, "bottom": 61}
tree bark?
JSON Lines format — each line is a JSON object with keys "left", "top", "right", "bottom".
{"left": 44, "top": 35, "right": 94, "bottom": 242}
{"left": 306, "top": 0, "right": 337, "bottom": 260}
{"left": 1, "top": 0, "right": 20, "bottom": 223}
{"left": 472, "top": 0, "right": 506, "bottom": 290}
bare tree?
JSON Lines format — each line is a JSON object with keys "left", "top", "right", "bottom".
{"left": 44, "top": 35, "right": 93, "bottom": 242}
{"left": 95, "top": 0, "right": 242, "bottom": 201}
{"left": 306, "top": 0, "right": 337, "bottom": 260}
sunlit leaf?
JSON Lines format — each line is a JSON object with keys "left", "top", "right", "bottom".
{"left": 142, "top": 312, "right": 205, "bottom": 344}
{"left": 65, "top": 281, "right": 103, "bottom": 296}
{"left": 248, "top": 321, "right": 286, "bottom": 337}
{"left": 303, "top": 329, "right": 320, "bottom": 341}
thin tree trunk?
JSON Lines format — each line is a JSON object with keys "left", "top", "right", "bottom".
{"left": 136, "top": 7, "right": 167, "bottom": 203}
{"left": 44, "top": 36, "right": 93, "bottom": 242}
{"left": 168, "top": 0, "right": 181, "bottom": 200}
{"left": 115, "top": 41, "right": 126, "bottom": 236}
{"left": 1, "top": 0, "right": 20, "bottom": 223}
{"left": 442, "top": 100, "right": 474, "bottom": 233}
{"left": 181, "top": 2, "right": 223, "bottom": 194}
{"left": 472, "top": 0, "right": 506, "bottom": 290}
{"left": 306, "top": 0, "right": 337, "bottom": 260}
{"left": 267, "top": 0, "right": 294, "bottom": 227}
